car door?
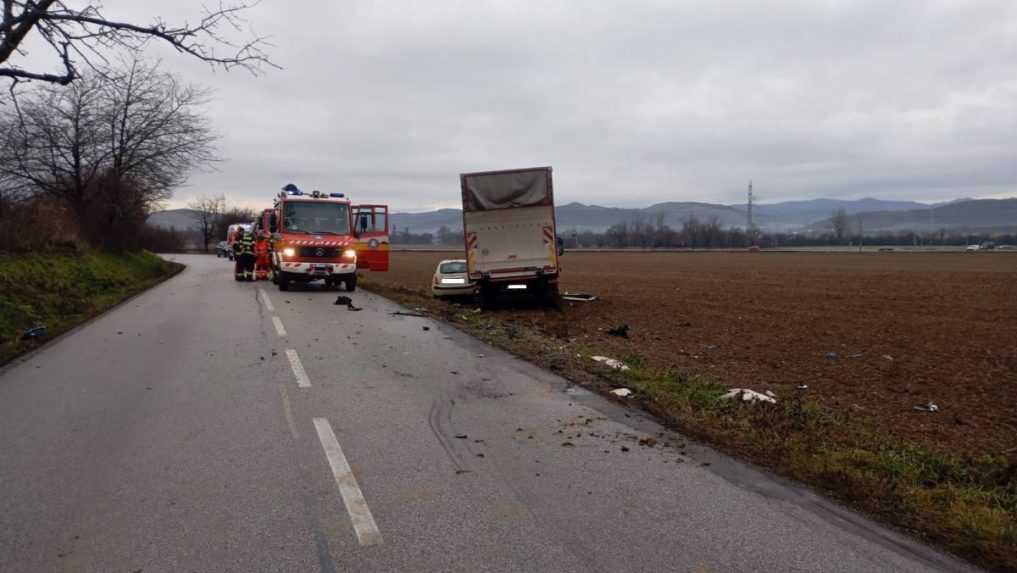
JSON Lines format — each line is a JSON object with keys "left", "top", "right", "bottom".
{"left": 351, "top": 204, "right": 390, "bottom": 271}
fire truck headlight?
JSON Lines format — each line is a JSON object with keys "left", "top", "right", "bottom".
{"left": 282, "top": 247, "right": 295, "bottom": 258}
{"left": 342, "top": 249, "right": 357, "bottom": 260}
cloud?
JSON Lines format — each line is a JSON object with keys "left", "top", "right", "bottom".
{"left": 53, "top": 1, "right": 1017, "bottom": 209}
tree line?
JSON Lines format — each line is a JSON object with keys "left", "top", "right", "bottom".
{"left": 0, "top": 61, "right": 214, "bottom": 252}
{"left": 0, "top": 2, "right": 269, "bottom": 254}
{"left": 391, "top": 210, "right": 1014, "bottom": 249}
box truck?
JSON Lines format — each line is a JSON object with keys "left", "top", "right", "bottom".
{"left": 460, "top": 166, "right": 561, "bottom": 306}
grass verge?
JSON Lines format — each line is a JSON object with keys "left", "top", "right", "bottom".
{"left": 362, "top": 278, "right": 1017, "bottom": 572}
{"left": 0, "top": 250, "right": 183, "bottom": 366}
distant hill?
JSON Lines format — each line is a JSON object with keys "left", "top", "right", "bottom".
{"left": 150, "top": 196, "right": 1015, "bottom": 237}
{"left": 753, "top": 198, "right": 928, "bottom": 230}
{"left": 810, "top": 198, "right": 1017, "bottom": 233}
{"left": 390, "top": 197, "right": 978, "bottom": 234}
{"left": 146, "top": 208, "right": 202, "bottom": 232}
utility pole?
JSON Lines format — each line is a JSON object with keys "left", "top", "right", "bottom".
{"left": 747, "top": 181, "right": 755, "bottom": 245}
{"left": 747, "top": 181, "right": 754, "bottom": 230}
{"left": 858, "top": 215, "right": 864, "bottom": 253}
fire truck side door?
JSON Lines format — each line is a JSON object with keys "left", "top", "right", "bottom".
{"left": 351, "top": 204, "right": 389, "bottom": 271}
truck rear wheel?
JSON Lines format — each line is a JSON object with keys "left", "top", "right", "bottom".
{"left": 543, "top": 282, "right": 561, "bottom": 309}
{"left": 480, "top": 284, "right": 497, "bottom": 309}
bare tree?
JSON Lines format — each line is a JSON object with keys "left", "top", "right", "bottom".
{"left": 0, "top": 1, "right": 272, "bottom": 93}
{"left": 188, "top": 194, "right": 224, "bottom": 252}
{"left": 0, "top": 60, "right": 217, "bottom": 248}
{"left": 831, "top": 208, "right": 849, "bottom": 243}
{"left": 0, "top": 74, "right": 107, "bottom": 220}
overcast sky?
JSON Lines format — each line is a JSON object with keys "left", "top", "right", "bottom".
{"left": 22, "top": 1, "right": 1017, "bottom": 211}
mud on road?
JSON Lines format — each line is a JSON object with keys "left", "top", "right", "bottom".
{"left": 369, "top": 250, "right": 1017, "bottom": 458}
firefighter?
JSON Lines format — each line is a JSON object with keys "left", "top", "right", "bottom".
{"left": 233, "top": 229, "right": 256, "bottom": 281}
{"left": 254, "top": 231, "right": 270, "bottom": 280}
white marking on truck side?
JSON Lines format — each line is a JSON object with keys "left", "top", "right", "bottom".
{"left": 313, "top": 418, "right": 383, "bottom": 546}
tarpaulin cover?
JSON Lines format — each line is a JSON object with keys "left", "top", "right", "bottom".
{"left": 461, "top": 168, "right": 552, "bottom": 211}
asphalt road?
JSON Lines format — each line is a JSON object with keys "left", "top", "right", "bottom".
{"left": 0, "top": 255, "right": 980, "bottom": 573}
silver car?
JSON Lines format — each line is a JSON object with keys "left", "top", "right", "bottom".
{"left": 431, "top": 259, "right": 477, "bottom": 298}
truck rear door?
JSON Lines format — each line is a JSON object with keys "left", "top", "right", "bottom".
{"left": 351, "top": 205, "right": 390, "bottom": 271}
{"left": 460, "top": 167, "right": 557, "bottom": 282}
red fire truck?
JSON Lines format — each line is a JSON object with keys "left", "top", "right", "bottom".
{"left": 261, "top": 185, "right": 389, "bottom": 291}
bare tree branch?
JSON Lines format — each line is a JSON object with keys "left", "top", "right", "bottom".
{"left": 0, "top": 1, "right": 274, "bottom": 94}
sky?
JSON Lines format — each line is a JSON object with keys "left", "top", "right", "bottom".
{"left": 12, "top": 1, "right": 1017, "bottom": 211}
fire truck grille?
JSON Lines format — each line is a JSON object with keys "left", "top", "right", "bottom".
{"left": 298, "top": 246, "right": 341, "bottom": 258}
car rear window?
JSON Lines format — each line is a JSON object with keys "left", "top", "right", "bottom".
{"left": 439, "top": 262, "right": 467, "bottom": 274}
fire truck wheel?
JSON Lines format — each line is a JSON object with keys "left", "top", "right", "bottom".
{"left": 277, "top": 272, "right": 290, "bottom": 291}
{"left": 344, "top": 275, "right": 357, "bottom": 292}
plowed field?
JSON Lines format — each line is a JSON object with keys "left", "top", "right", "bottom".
{"left": 369, "top": 250, "right": 1017, "bottom": 457}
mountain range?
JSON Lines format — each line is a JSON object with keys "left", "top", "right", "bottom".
{"left": 390, "top": 197, "right": 1015, "bottom": 234}
{"left": 147, "top": 197, "right": 1016, "bottom": 236}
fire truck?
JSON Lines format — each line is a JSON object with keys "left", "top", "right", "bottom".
{"left": 261, "top": 185, "right": 389, "bottom": 292}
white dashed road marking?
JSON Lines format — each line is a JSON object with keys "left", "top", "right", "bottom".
{"left": 258, "top": 288, "right": 275, "bottom": 312}
{"left": 285, "top": 349, "right": 311, "bottom": 388}
{"left": 278, "top": 385, "right": 299, "bottom": 439}
{"left": 272, "top": 316, "right": 287, "bottom": 337}
{"left": 313, "top": 418, "right": 383, "bottom": 546}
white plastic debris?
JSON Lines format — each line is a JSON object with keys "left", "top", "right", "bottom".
{"left": 610, "top": 388, "right": 634, "bottom": 398}
{"left": 592, "top": 356, "right": 630, "bottom": 371}
{"left": 721, "top": 388, "right": 778, "bottom": 404}
{"left": 562, "top": 292, "right": 598, "bottom": 302}
{"left": 913, "top": 402, "right": 940, "bottom": 413}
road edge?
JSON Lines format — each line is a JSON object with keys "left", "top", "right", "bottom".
{"left": 0, "top": 254, "right": 186, "bottom": 373}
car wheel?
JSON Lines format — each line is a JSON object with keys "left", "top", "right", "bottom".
{"left": 345, "top": 274, "right": 358, "bottom": 292}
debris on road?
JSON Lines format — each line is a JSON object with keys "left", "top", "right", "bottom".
{"left": 561, "top": 292, "right": 597, "bottom": 302}
{"left": 561, "top": 441, "right": 575, "bottom": 447}
{"left": 913, "top": 402, "right": 940, "bottom": 413}
{"left": 606, "top": 324, "right": 630, "bottom": 338}
{"left": 824, "top": 351, "right": 840, "bottom": 360}
{"left": 638, "top": 437, "right": 657, "bottom": 447}
{"left": 20, "top": 325, "right": 47, "bottom": 340}
{"left": 333, "top": 296, "right": 362, "bottom": 311}
{"left": 883, "top": 354, "right": 895, "bottom": 361}
{"left": 455, "top": 434, "right": 468, "bottom": 439}
{"left": 592, "top": 356, "right": 630, "bottom": 371}
{"left": 620, "top": 446, "right": 630, "bottom": 452}
{"left": 609, "top": 388, "right": 634, "bottom": 398}
{"left": 391, "top": 311, "right": 427, "bottom": 318}
{"left": 720, "top": 388, "right": 778, "bottom": 404}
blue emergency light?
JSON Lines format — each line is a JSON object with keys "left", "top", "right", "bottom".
{"left": 281, "top": 183, "right": 303, "bottom": 195}
{"left": 330, "top": 193, "right": 345, "bottom": 198}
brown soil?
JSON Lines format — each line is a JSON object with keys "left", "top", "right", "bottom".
{"left": 371, "top": 251, "right": 1017, "bottom": 457}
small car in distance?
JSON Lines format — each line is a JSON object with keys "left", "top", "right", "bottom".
{"left": 216, "top": 241, "right": 229, "bottom": 258}
{"left": 431, "top": 259, "right": 477, "bottom": 298}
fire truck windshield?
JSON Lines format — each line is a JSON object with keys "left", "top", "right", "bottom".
{"left": 282, "top": 201, "right": 350, "bottom": 235}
